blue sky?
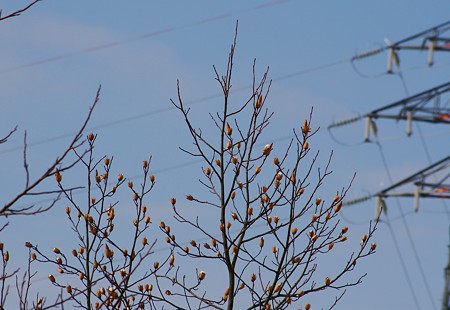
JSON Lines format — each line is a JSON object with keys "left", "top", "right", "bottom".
{"left": 1, "top": 1, "right": 450, "bottom": 309}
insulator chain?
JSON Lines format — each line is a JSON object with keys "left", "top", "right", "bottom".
{"left": 328, "top": 116, "right": 362, "bottom": 129}
{"left": 351, "top": 48, "right": 384, "bottom": 61}
{"left": 344, "top": 195, "right": 372, "bottom": 206}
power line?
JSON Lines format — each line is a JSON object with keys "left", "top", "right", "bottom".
{"left": 376, "top": 141, "right": 437, "bottom": 310}
{"left": 0, "top": 0, "right": 290, "bottom": 74}
{"left": 0, "top": 59, "right": 349, "bottom": 156}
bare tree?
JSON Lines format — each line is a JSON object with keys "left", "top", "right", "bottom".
{"left": 0, "top": 5, "right": 378, "bottom": 307}
{"left": 155, "top": 27, "right": 379, "bottom": 310}
{"left": 1, "top": 89, "right": 99, "bottom": 218}
{"left": 0, "top": 88, "right": 100, "bottom": 309}
{"left": 0, "top": 1, "right": 41, "bottom": 22}
{"left": 21, "top": 135, "right": 174, "bottom": 309}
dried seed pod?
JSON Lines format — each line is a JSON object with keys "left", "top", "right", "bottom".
{"left": 170, "top": 198, "right": 176, "bottom": 205}
{"left": 256, "top": 95, "right": 263, "bottom": 109}
{"left": 226, "top": 140, "right": 232, "bottom": 150}
{"left": 55, "top": 170, "right": 62, "bottom": 183}
{"left": 186, "top": 195, "right": 194, "bottom": 201}
{"left": 250, "top": 273, "right": 256, "bottom": 282}
{"left": 225, "top": 122, "right": 232, "bottom": 135}
{"left": 325, "top": 277, "right": 331, "bottom": 285}
{"left": 301, "top": 120, "right": 310, "bottom": 134}
{"left": 198, "top": 271, "right": 206, "bottom": 281}
{"left": 370, "top": 243, "right": 377, "bottom": 251}
{"left": 334, "top": 201, "right": 342, "bottom": 213}
{"left": 276, "top": 172, "right": 283, "bottom": 181}
{"left": 262, "top": 143, "right": 273, "bottom": 156}
{"left": 274, "top": 283, "right": 282, "bottom": 292}
{"left": 311, "top": 234, "right": 318, "bottom": 242}
{"left": 259, "top": 237, "right": 264, "bottom": 248}
{"left": 48, "top": 274, "right": 55, "bottom": 283}
{"left": 273, "top": 157, "right": 280, "bottom": 165}
{"left": 328, "top": 242, "right": 334, "bottom": 250}
{"left": 342, "top": 226, "right": 348, "bottom": 234}
{"left": 105, "top": 245, "right": 114, "bottom": 259}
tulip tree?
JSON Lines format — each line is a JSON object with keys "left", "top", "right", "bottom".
{"left": 155, "top": 28, "right": 379, "bottom": 310}
{"left": 0, "top": 6, "right": 378, "bottom": 308}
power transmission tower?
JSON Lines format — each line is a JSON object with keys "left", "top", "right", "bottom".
{"left": 443, "top": 228, "right": 450, "bottom": 310}
{"left": 328, "top": 81, "right": 450, "bottom": 142}
{"left": 344, "top": 155, "right": 450, "bottom": 214}
{"left": 351, "top": 19, "right": 450, "bottom": 73}
{"left": 331, "top": 20, "right": 450, "bottom": 309}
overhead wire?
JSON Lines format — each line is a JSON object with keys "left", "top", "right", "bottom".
{"left": 374, "top": 141, "right": 421, "bottom": 310}
{"left": 375, "top": 133, "right": 437, "bottom": 309}
{"left": 0, "top": 59, "right": 350, "bottom": 156}
{"left": 0, "top": 0, "right": 290, "bottom": 75}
